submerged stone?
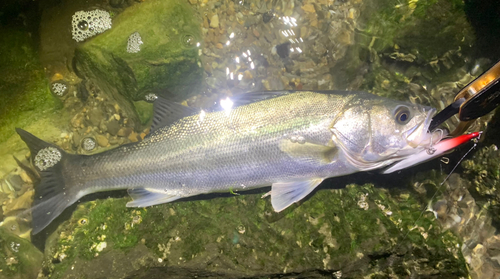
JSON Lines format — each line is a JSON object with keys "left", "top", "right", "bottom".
{"left": 74, "top": 0, "right": 203, "bottom": 104}
{"left": 0, "top": 228, "right": 43, "bottom": 279}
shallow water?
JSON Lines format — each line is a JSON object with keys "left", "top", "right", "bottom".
{"left": 1, "top": 0, "right": 500, "bottom": 278}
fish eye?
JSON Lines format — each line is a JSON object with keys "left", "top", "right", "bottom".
{"left": 394, "top": 106, "right": 411, "bottom": 125}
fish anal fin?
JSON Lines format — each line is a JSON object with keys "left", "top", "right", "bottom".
{"left": 271, "top": 178, "right": 324, "bottom": 212}
{"left": 279, "top": 140, "right": 337, "bottom": 164}
{"left": 126, "top": 187, "right": 181, "bottom": 207}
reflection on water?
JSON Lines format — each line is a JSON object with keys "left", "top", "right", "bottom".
{"left": 0, "top": 0, "right": 499, "bottom": 278}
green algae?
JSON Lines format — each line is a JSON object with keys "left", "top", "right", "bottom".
{"left": 354, "top": 0, "right": 474, "bottom": 101}
{"left": 363, "top": 0, "right": 472, "bottom": 60}
{"left": 0, "top": 227, "right": 43, "bottom": 279}
{"left": 0, "top": 26, "right": 60, "bottom": 144}
{"left": 75, "top": 0, "right": 203, "bottom": 103}
{"left": 462, "top": 144, "right": 500, "bottom": 226}
{"left": 43, "top": 182, "right": 467, "bottom": 278}
{"left": 133, "top": 101, "right": 154, "bottom": 125}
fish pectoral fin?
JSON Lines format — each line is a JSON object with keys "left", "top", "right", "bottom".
{"left": 126, "top": 187, "right": 182, "bottom": 207}
{"left": 279, "top": 140, "right": 337, "bottom": 164}
{"left": 271, "top": 178, "right": 324, "bottom": 212}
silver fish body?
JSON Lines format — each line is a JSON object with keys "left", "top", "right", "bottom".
{"left": 17, "top": 90, "right": 443, "bottom": 234}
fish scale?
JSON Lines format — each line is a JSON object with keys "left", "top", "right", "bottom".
{"left": 71, "top": 92, "right": 345, "bottom": 193}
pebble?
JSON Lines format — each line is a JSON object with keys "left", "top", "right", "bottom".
{"left": 210, "top": 14, "right": 219, "bottom": 28}
{"left": 71, "top": 113, "right": 83, "bottom": 128}
{"left": 301, "top": 4, "right": 316, "bottom": 14}
{"left": 95, "top": 134, "right": 109, "bottom": 147}
{"left": 128, "top": 132, "right": 139, "bottom": 142}
{"left": 2, "top": 190, "right": 33, "bottom": 216}
{"left": 117, "top": 127, "right": 132, "bottom": 137}
{"left": 72, "top": 131, "right": 82, "bottom": 148}
{"left": 106, "top": 119, "right": 120, "bottom": 136}
{"left": 109, "top": 137, "right": 119, "bottom": 145}
{"left": 88, "top": 108, "right": 105, "bottom": 126}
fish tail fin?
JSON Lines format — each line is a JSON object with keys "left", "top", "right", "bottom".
{"left": 16, "top": 128, "right": 79, "bottom": 234}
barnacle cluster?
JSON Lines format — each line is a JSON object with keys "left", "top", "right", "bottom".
{"left": 127, "top": 32, "right": 143, "bottom": 53}
{"left": 51, "top": 82, "right": 67, "bottom": 96}
{"left": 144, "top": 93, "right": 158, "bottom": 102}
{"left": 81, "top": 137, "right": 96, "bottom": 151}
{"left": 34, "top": 147, "right": 61, "bottom": 171}
{"left": 71, "top": 9, "right": 112, "bottom": 42}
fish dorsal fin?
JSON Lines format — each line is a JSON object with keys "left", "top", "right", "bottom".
{"left": 149, "top": 97, "right": 199, "bottom": 134}
{"left": 208, "top": 90, "right": 294, "bottom": 112}
{"left": 270, "top": 178, "right": 324, "bottom": 212}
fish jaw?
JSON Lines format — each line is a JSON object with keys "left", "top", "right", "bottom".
{"left": 403, "top": 108, "right": 436, "bottom": 148}
{"left": 382, "top": 132, "right": 481, "bottom": 174}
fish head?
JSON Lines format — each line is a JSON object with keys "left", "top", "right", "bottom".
{"left": 331, "top": 98, "right": 444, "bottom": 170}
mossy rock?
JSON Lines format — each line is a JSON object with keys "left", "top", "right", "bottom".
{"left": 0, "top": 23, "right": 69, "bottom": 177}
{"left": 343, "top": 0, "right": 475, "bottom": 101}
{"left": 0, "top": 228, "right": 44, "bottom": 279}
{"left": 74, "top": 0, "right": 203, "bottom": 103}
{"left": 0, "top": 27, "right": 61, "bottom": 144}
{"left": 42, "top": 183, "right": 467, "bottom": 278}
{"left": 462, "top": 144, "right": 500, "bottom": 225}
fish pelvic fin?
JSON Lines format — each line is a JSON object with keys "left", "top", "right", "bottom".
{"left": 16, "top": 128, "right": 80, "bottom": 235}
{"left": 126, "top": 187, "right": 182, "bottom": 207}
{"left": 270, "top": 178, "right": 324, "bottom": 212}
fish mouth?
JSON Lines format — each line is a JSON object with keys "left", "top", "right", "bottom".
{"left": 403, "top": 107, "right": 444, "bottom": 148}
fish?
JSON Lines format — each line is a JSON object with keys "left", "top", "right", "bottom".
{"left": 16, "top": 90, "right": 469, "bottom": 234}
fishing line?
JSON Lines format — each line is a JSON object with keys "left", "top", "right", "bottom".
{"left": 398, "top": 132, "right": 481, "bottom": 244}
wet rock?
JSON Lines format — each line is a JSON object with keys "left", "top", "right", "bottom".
{"left": 210, "top": 14, "right": 219, "bottom": 28}
{"left": 2, "top": 190, "right": 33, "bottom": 216}
{"left": 106, "top": 119, "right": 121, "bottom": 136}
{"left": 275, "top": 42, "right": 291, "bottom": 59}
{"left": 109, "top": 136, "right": 119, "bottom": 145}
{"left": 0, "top": 227, "right": 42, "bottom": 278}
{"left": 109, "top": 0, "right": 126, "bottom": 8}
{"left": 128, "top": 132, "right": 139, "bottom": 142}
{"left": 117, "top": 127, "right": 133, "bottom": 137}
{"left": 88, "top": 108, "right": 105, "bottom": 126}
{"left": 95, "top": 134, "right": 109, "bottom": 147}
{"left": 74, "top": 0, "right": 203, "bottom": 104}
{"left": 5, "top": 174, "right": 23, "bottom": 192}
{"left": 42, "top": 184, "right": 467, "bottom": 278}
{"left": 262, "top": 11, "right": 274, "bottom": 23}
{"left": 72, "top": 130, "right": 82, "bottom": 149}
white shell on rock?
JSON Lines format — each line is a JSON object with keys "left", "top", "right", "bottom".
{"left": 127, "top": 32, "right": 143, "bottom": 53}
